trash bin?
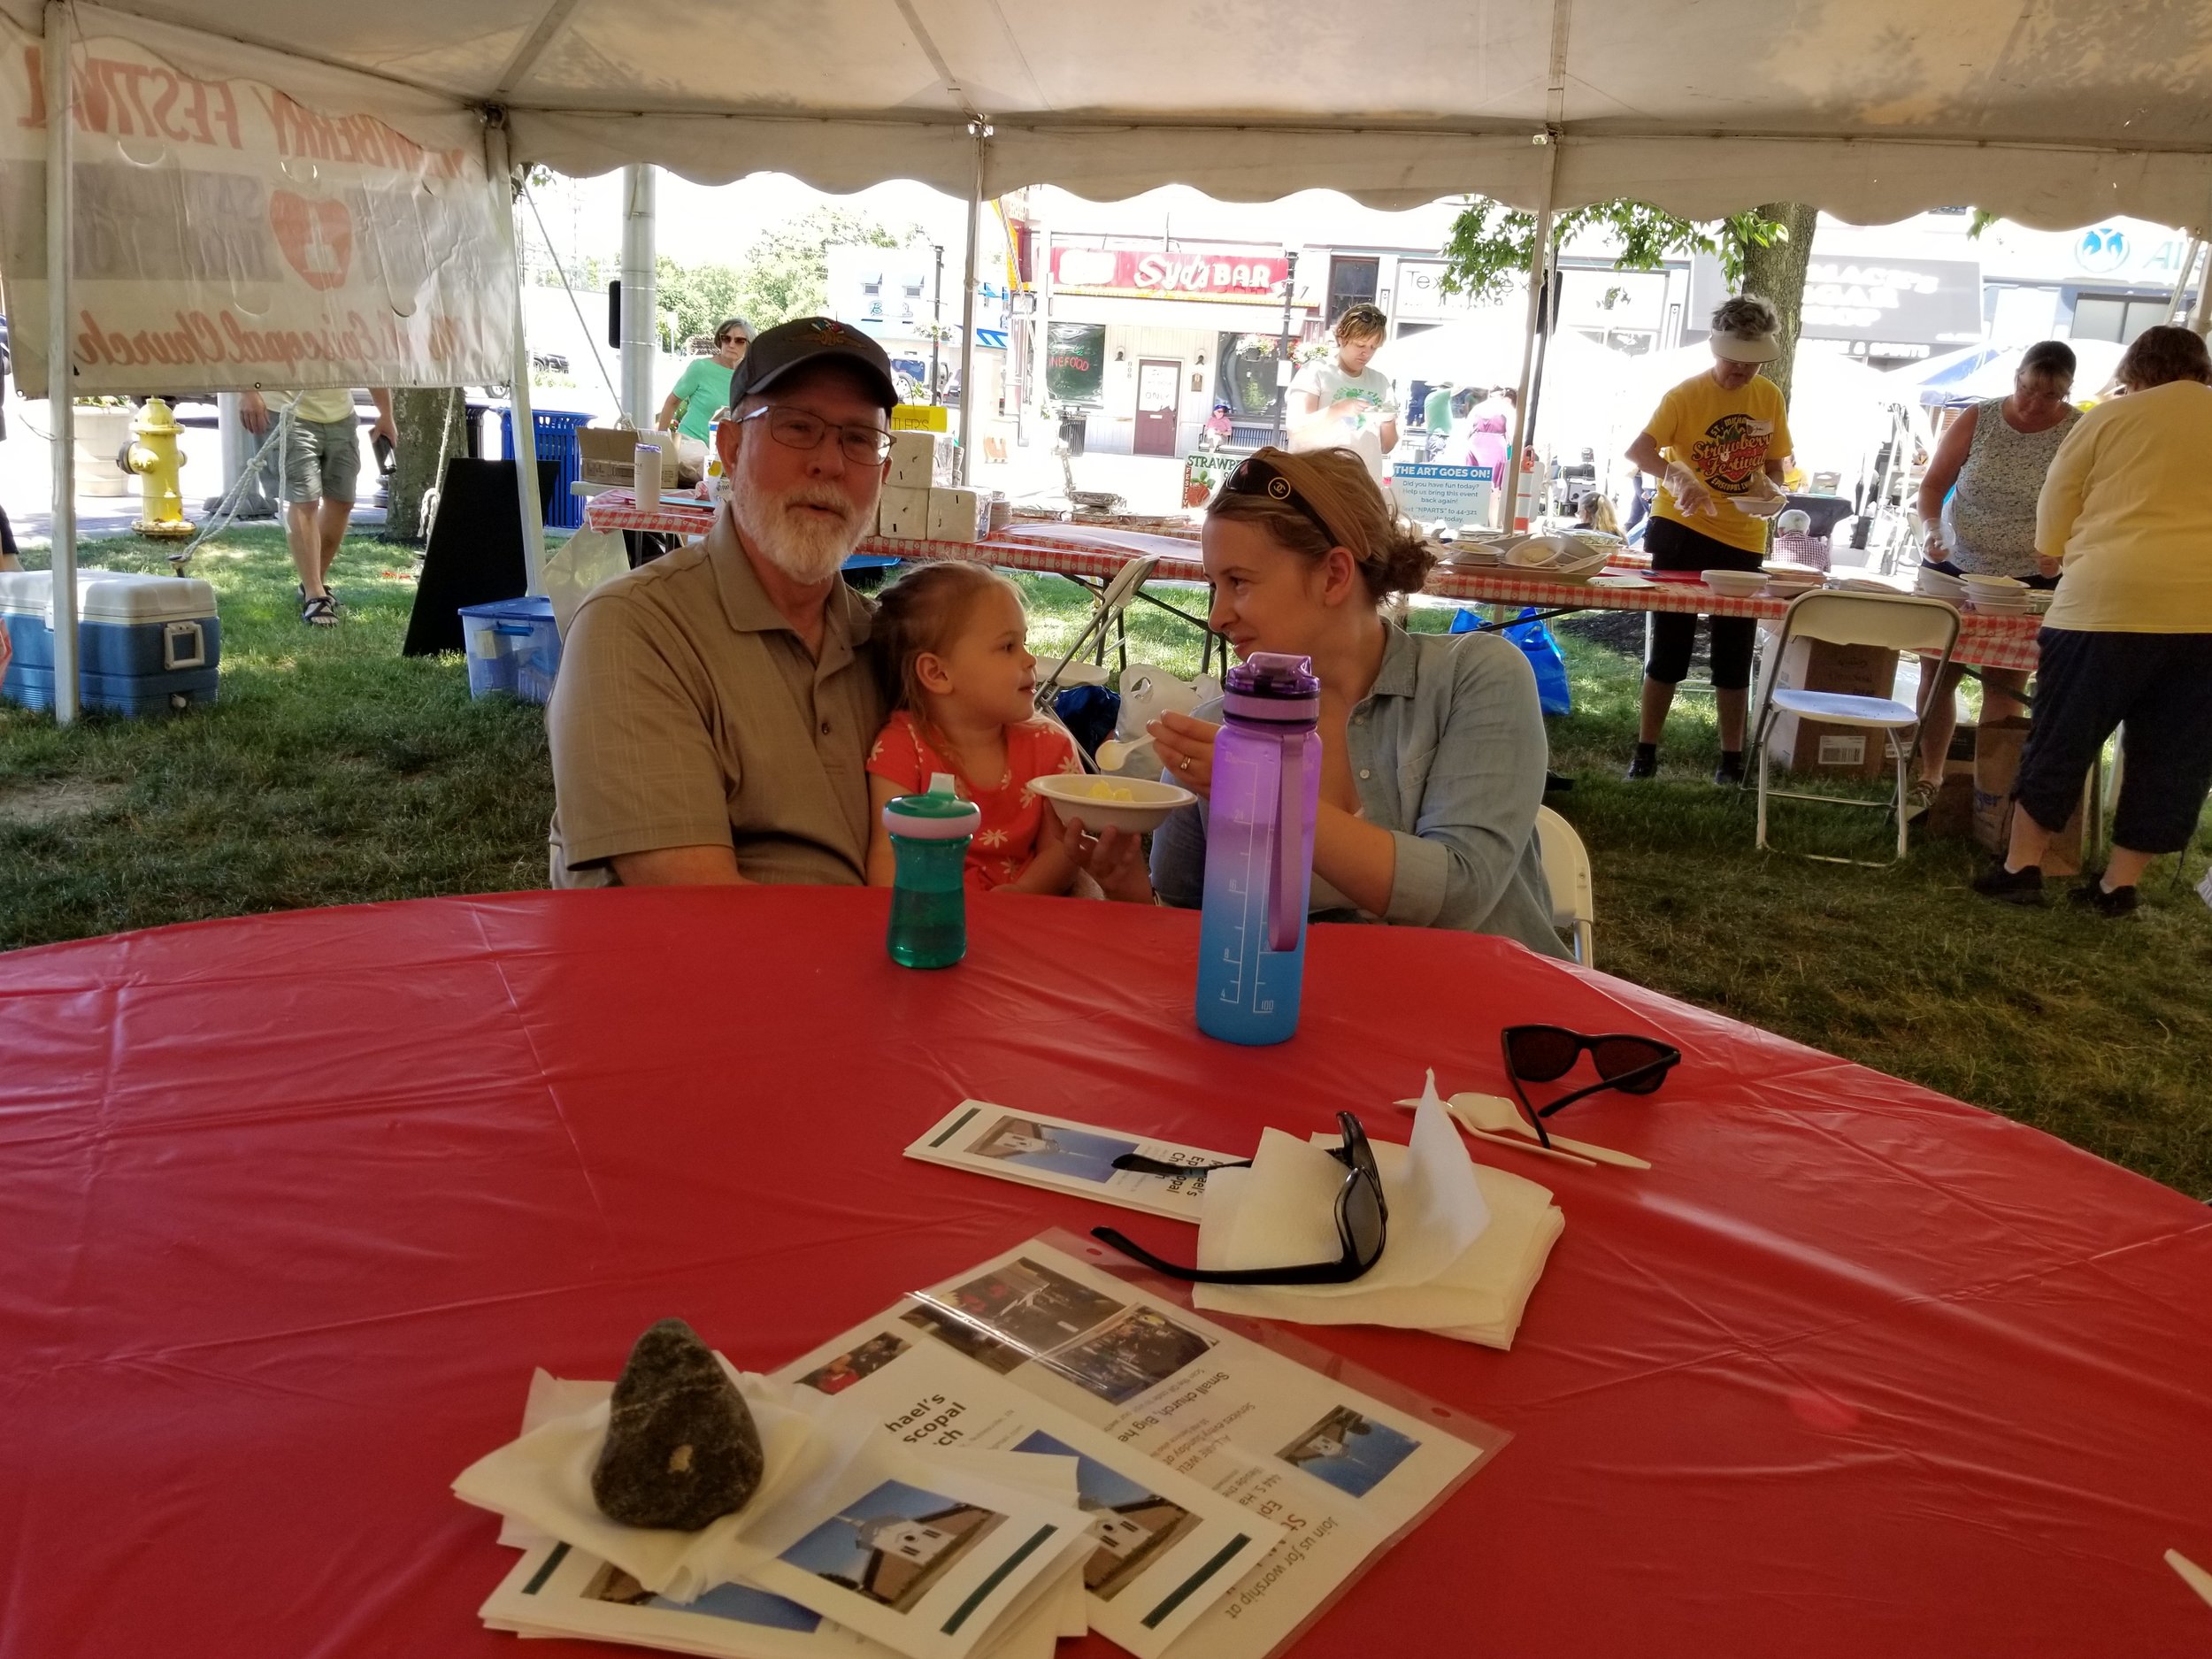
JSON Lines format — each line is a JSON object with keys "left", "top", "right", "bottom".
{"left": 496, "top": 407, "right": 592, "bottom": 529}
{"left": 1057, "top": 413, "right": 1087, "bottom": 458}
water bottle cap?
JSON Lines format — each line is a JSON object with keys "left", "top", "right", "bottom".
{"left": 1222, "top": 652, "right": 1320, "bottom": 723}
{"left": 883, "top": 791, "right": 980, "bottom": 840}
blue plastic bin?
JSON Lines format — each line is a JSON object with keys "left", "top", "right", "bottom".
{"left": 458, "top": 595, "right": 562, "bottom": 704}
{"left": 496, "top": 407, "right": 592, "bottom": 529}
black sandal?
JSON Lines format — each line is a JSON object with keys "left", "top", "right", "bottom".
{"left": 301, "top": 593, "right": 337, "bottom": 627}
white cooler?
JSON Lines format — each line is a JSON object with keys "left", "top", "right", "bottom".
{"left": 0, "top": 568, "right": 221, "bottom": 716}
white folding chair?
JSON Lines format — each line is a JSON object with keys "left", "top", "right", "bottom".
{"left": 1534, "top": 805, "right": 1596, "bottom": 965}
{"left": 1034, "top": 555, "right": 1159, "bottom": 710}
{"left": 1747, "top": 589, "right": 1960, "bottom": 865}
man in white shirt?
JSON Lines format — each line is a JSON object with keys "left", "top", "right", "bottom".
{"left": 1286, "top": 303, "right": 1398, "bottom": 482}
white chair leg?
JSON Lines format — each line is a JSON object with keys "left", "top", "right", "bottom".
{"left": 1891, "top": 733, "right": 1909, "bottom": 862}
{"left": 1755, "top": 738, "right": 1771, "bottom": 850}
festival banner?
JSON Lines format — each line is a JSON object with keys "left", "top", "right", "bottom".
{"left": 0, "top": 12, "right": 514, "bottom": 397}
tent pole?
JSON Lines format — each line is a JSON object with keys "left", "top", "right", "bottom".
{"left": 620, "top": 165, "right": 657, "bottom": 427}
{"left": 956, "top": 122, "right": 988, "bottom": 485}
{"left": 43, "top": 1, "right": 77, "bottom": 725}
{"left": 487, "top": 120, "right": 545, "bottom": 595}
{"left": 1502, "top": 134, "right": 1559, "bottom": 532}
{"left": 2164, "top": 239, "right": 2201, "bottom": 325}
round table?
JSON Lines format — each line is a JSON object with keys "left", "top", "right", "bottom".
{"left": 4, "top": 887, "right": 2208, "bottom": 1655}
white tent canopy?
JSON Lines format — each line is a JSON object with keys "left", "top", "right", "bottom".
{"left": 16, "top": 0, "right": 2212, "bottom": 229}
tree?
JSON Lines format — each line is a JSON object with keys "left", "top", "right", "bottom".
{"left": 384, "top": 388, "right": 465, "bottom": 544}
{"left": 1738, "top": 202, "right": 1820, "bottom": 406}
{"left": 656, "top": 255, "right": 749, "bottom": 349}
{"left": 733, "top": 208, "right": 921, "bottom": 330}
{"left": 1440, "top": 196, "right": 1824, "bottom": 407}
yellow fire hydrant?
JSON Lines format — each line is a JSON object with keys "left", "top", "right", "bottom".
{"left": 125, "top": 398, "right": 193, "bottom": 541}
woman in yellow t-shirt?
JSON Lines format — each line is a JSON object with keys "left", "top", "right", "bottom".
{"left": 1622, "top": 295, "right": 1794, "bottom": 784}
{"left": 1973, "top": 326, "right": 2212, "bottom": 916}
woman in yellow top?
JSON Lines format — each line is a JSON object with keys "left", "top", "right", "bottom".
{"left": 1976, "top": 326, "right": 2212, "bottom": 915}
{"left": 1623, "top": 296, "right": 1793, "bottom": 783}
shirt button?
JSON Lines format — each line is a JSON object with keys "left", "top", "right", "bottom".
{"left": 819, "top": 721, "right": 832, "bottom": 735}
{"left": 1358, "top": 768, "right": 1371, "bottom": 780}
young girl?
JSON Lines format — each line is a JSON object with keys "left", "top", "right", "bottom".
{"left": 865, "top": 563, "right": 1151, "bottom": 899}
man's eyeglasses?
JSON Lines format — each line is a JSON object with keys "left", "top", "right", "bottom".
{"left": 1501, "top": 1025, "right": 1680, "bottom": 1149}
{"left": 733, "top": 404, "right": 892, "bottom": 465}
{"left": 1091, "top": 1112, "right": 1387, "bottom": 1286}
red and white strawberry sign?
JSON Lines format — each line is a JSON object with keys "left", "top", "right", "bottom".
{"left": 0, "top": 16, "right": 512, "bottom": 396}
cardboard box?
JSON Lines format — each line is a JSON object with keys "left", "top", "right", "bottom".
{"left": 1763, "top": 636, "right": 1900, "bottom": 780}
{"left": 577, "top": 426, "right": 679, "bottom": 488}
{"left": 926, "top": 487, "right": 984, "bottom": 542}
{"left": 1924, "top": 757, "right": 1978, "bottom": 840}
{"left": 888, "top": 430, "right": 955, "bottom": 489}
{"left": 877, "top": 486, "right": 930, "bottom": 540}
{"left": 1970, "top": 717, "right": 2085, "bottom": 877}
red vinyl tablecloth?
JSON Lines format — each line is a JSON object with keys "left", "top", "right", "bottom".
{"left": 4, "top": 888, "right": 2207, "bottom": 1657}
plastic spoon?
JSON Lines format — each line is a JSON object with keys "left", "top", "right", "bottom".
{"left": 1394, "top": 1095, "right": 1595, "bottom": 1169}
{"left": 1094, "top": 736, "right": 1155, "bottom": 772}
{"left": 1446, "top": 1091, "right": 1652, "bottom": 1169}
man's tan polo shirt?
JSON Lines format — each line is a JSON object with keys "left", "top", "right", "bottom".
{"left": 547, "top": 509, "right": 886, "bottom": 886}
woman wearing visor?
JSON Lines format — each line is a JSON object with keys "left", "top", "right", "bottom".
{"left": 1623, "top": 295, "right": 1795, "bottom": 784}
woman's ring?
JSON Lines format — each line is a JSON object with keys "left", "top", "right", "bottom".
{"left": 1179, "top": 757, "right": 1193, "bottom": 774}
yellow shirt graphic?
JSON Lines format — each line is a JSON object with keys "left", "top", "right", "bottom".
{"left": 1644, "top": 373, "right": 1793, "bottom": 555}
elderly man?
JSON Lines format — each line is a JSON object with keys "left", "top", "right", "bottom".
{"left": 547, "top": 318, "right": 898, "bottom": 887}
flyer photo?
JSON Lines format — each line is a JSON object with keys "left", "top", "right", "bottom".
{"left": 1275, "top": 1406, "right": 1423, "bottom": 1500}
{"left": 968, "top": 1115, "right": 1139, "bottom": 1183}
{"left": 1010, "top": 1430, "right": 1198, "bottom": 1601}
{"left": 800, "top": 1333, "right": 910, "bottom": 1396}
{"left": 941, "top": 1256, "right": 1128, "bottom": 1353}
{"left": 582, "top": 1558, "right": 826, "bottom": 1632}
{"left": 779, "top": 1479, "right": 1006, "bottom": 1614}
{"left": 1042, "top": 1306, "right": 1214, "bottom": 1406}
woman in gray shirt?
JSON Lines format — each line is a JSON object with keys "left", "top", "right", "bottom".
{"left": 1910, "top": 340, "right": 2080, "bottom": 809}
{"left": 1147, "top": 446, "right": 1565, "bottom": 957}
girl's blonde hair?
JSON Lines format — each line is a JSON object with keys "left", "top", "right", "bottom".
{"left": 871, "top": 562, "right": 1022, "bottom": 714}
{"left": 1205, "top": 446, "right": 1435, "bottom": 603}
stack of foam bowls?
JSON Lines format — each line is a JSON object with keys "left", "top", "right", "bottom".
{"left": 1504, "top": 534, "right": 1610, "bottom": 582}
{"left": 1961, "top": 572, "right": 2031, "bottom": 615}
{"left": 1763, "top": 563, "right": 1824, "bottom": 599}
{"left": 1915, "top": 565, "right": 1969, "bottom": 607}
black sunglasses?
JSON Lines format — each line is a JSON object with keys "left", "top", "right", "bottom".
{"left": 1216, "top": 455, "right": 1339, "bottom": 546}
{"left": 1092, "top": 1112, "right": 1387, "bottom": 1286}
{"left": 1501, "top": 1025, "right": 1680, "bottom": 1150}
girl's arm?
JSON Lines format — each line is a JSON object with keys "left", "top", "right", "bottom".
{"left": 864, "top": 774, "right": 902, "bottom": 887}
{"left": 1002, "top": 812, "right": 1079, "bottom": 895}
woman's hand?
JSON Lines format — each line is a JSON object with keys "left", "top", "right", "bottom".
{"left": 1148, "top": 711, "right": 1219, "bottom": 799}
{"left": 1056, "top": 816, "right": 1155, "bottom": 903}
{"left": 1663, "top": 462, "right": 1717, "bottom": 518}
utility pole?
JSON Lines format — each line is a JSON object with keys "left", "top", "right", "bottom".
{"left": 1271, "top": 251, "right": 1300, "bottom": 447}
{"left": 619, "top": 165, "right": 657, "bottom": 428}
{"left": 930, "top": 243, "right": 945, "bottom": 404}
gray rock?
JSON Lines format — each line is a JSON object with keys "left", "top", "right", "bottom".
{"left": 592, "top": 1318, "right": 763, "bottom": 1530}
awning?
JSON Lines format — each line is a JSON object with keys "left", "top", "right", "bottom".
{"left": 10, "top": 1, "right": 2212, "bottom": 232}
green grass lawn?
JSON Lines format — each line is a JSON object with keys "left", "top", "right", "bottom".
{"left": 4, "top": 529, "right": 2209, "bottom": 1199}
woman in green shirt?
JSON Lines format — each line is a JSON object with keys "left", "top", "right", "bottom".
{"left": 657, "top": 318, "right": 751, "bottom": 442}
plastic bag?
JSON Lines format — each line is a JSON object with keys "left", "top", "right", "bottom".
{"left": 1455, "top": 606, "right": 1571, "bottom": 717}
{"left": 541, "top": 526, "right": 631, "bottom": 637}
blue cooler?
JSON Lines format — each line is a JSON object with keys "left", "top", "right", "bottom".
{"left": 458, "top": 594, "right": 561, "bottom": 704}
{"left": 0, "top": 569, "right": 221, "bottom": 716}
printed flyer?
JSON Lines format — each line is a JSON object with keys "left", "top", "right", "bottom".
{"left": 906, "top": 1103, "right": 1237, "bottom": 1223}
{"left": 774, "top": 1237, "right": 1502, "bottom": 1659}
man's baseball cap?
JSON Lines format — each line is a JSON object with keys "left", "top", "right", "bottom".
{"left": 1710, "top": 327, "right": 1782, "bottom": 364}
{"left": 728, "top": 317, "right": 900, "bottom": 412}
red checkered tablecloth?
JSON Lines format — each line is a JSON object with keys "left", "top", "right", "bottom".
{"left": 579, "top": 492, "right": 2036, "bottom": 672}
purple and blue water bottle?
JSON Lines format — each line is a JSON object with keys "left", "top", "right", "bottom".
{"left": 1194, "top": 653, "right": 1322, "bottom": 1045}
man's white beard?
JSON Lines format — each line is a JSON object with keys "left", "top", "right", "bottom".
{"left": 734, "top": 482, "right": 862, "bottom": 585}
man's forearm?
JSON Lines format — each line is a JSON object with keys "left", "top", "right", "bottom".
{"left": 608, "top": 845, "right": 748, "bottom": 886}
